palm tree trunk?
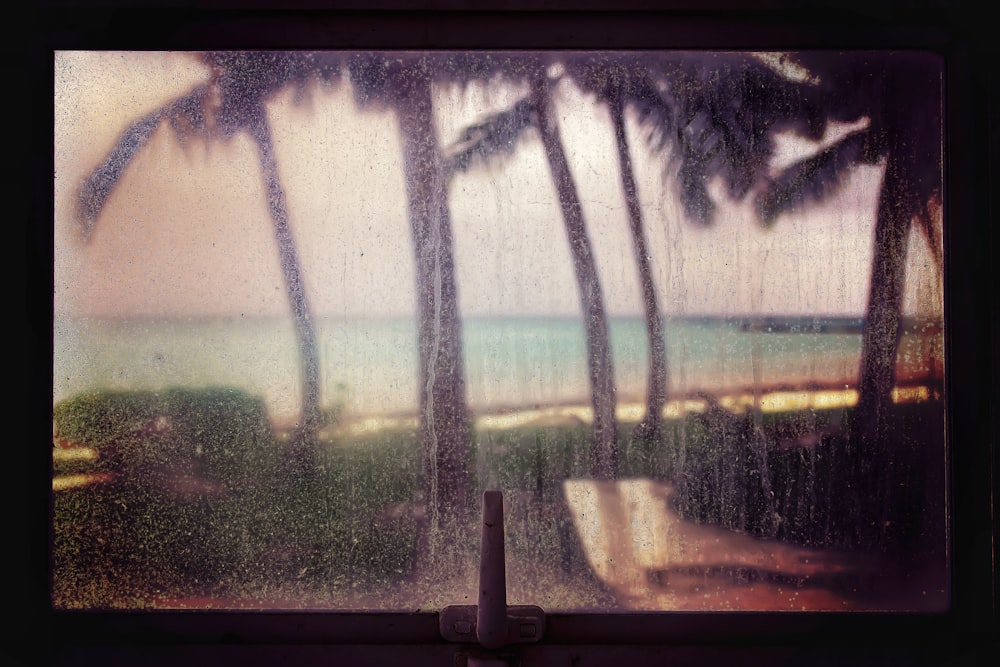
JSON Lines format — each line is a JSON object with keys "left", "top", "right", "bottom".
{"left": 850, "top": 54, "right": 933, "bottom": 461}
{"left": 247, "top": 103, "right": 323, "bottom": 459}
{"left": 851, "top": 53, "right": 938, "bottom": 464}
{"left": 849, "top": 147, "right": 913, "bottom": 549}
{"left": 609, "top": 92, "right": 668, "bottom": 441}
{"left": 853, "top": 152, "right": 912, "bottom": 446}
{"left": 394, "top": 63, "right": 472, "bottom": 539}
{"left": 531, "top": 73, "right": 619, "bottom": 480}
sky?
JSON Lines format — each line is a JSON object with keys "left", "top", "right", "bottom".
{"left": 53, "top": 51, "right": 943, "bottom": 321}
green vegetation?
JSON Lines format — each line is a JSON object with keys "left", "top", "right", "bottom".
{"left": 51, "top": 387, "right": 944, "bottom": 609}
{"left": 53, "top": 387, "right": 420, "bottom": 608}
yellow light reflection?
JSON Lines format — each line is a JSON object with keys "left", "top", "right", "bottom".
{"left": 53, "top": 473, "right": 113, "bottom": 491}
{"left": 53, "top": 447, "right": 97, "bottom": 462}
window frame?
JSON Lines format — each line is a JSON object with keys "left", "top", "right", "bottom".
{"left": 25, "top": 4, "right": 996, "bottom": 665}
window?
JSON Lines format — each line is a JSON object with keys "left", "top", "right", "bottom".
{"left": 27, "top": 6, "right": 995, "bottom": 666}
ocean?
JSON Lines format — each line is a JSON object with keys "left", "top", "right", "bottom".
{"left": 53, "top": 314, "right": 942, "bottom": 423}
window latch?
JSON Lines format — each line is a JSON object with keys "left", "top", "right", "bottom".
{"left": 439, "top": 490, "right": 546, "bottom": 648}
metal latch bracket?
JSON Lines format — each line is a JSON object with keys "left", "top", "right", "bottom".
{"left": 439, "top": 490, "right": 546, "bottom": 648}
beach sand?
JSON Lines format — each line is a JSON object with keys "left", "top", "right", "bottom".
{"left": 319, "top": 380, "right": 938, "bottom": 438}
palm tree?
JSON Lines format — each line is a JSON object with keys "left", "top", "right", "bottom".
{"left": 347, "top": 53, "right": 474, "bottom": 541}
{"left": 564, "top": 52, "right": 834, "bottom": 536}
{"left": 76, "top": 51, "right": 340, "bottom": 463}
{"left": 445, "top": 51, "right": 815, "bottom": 479}
{"left": 562, "top": 55, "right": 670, "bottom": 442}
{"left": 530, "top": 64, "right": 620, "bottom": 481}
{"left": 752, "top": 52, "right": 943, "bottom": 458}
{"left": 565, "top": 52, "right": 831, "bottom": 453}
{"left": 639, "top": 50, "right": 942, "bottom": 545}
{"left": 746, "top": 52, "right": 943, "bottom": 548}
{"left": 448, "top": 57, "right": 620, "bottom": 480}
{"left": 606, "top": 78, "right": 669, "bottom": 441}
{"left": 635, "top": 50, "right": 924, "bottom": 544}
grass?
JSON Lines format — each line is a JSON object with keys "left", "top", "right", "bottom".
{"left": 51, "top": 386, "right": 945, "bottom": 610}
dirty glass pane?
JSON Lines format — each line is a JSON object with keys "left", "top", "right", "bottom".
{"left": 53, "top": 50, "right": 946, "bottom": 612}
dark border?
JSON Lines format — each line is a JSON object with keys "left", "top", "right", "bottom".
{"left": 20, "top": 3, "right": 996, "bottom": 665}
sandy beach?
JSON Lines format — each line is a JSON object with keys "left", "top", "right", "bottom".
{"left": 319, "top": 379, "right": 938, "bottom": 439}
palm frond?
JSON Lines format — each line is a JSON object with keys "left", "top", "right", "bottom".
{"left": 347, "top": 51, "right": 535, "bottom": 113}
{"left": 446, "top": 98, "right": 538, "bottom": 174}
{"left": 629, "top": 74, "right": 680, "bottom": 154}
{"left": 602, "top": 53, "right": 829, "bottom": 226}
{"left": 77, "top": 52, "right": 345, "bottom": 240}
{"left": 76, "top": 113, "right": 161, "bottom": 238}
{"left": 203, "top": 51, "right": 343, "bottom": 136}
{"left": 76, "top": 85, "right": 211, "bottom": 239}
{"left": 754, "top": 128, "right": 868, "bottom": 226}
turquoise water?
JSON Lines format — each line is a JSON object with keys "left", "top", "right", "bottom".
{"left": 53, "top": 315, "right": 939, "bottom": 422}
